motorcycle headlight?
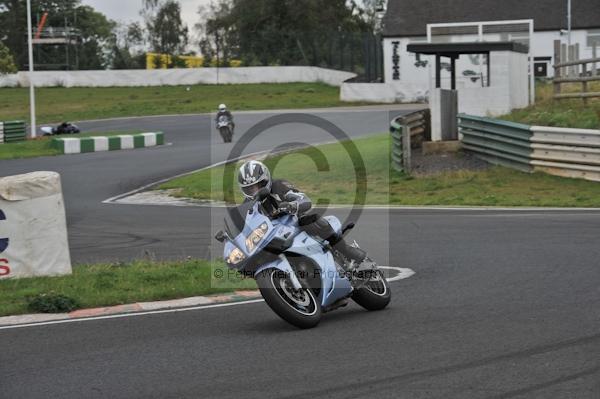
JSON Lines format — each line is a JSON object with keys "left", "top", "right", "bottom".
{"left": 227, "top": 247, "right": 246, "bottom": 265}
{"left": 245, "top": 222, "right": 269, "bottom": 252}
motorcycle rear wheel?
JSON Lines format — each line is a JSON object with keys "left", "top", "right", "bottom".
{"left": 352, "top": 269, "right": 391, "bottom": 311}
{"left": 256, "top": 268, "right": 322, "bottom": 329}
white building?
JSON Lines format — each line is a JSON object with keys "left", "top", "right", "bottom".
{"left": 379, "top": 0, "right": 600, "bottom": 102}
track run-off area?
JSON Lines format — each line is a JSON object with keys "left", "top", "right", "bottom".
{"left": 1, "top": 105, "right": 599, "bottom": 398}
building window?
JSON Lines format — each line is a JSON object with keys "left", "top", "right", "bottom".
{"left": 587, "top": 30, "right": 600, "bottom": 47}
{"left": 508, "top": 33, "right": 529, "bottom": 48}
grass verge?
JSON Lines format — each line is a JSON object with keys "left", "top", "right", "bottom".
{"left": 0, "top": 130, "right": 142, "bottom": 160}
{"left": 0, "top": 259, "right": 255, "bottom": 317}
{"left": 501, "top": 81, "right": 600, "bottom": 129}
{"left": 159, "top": 134, "right": 600, "bottom": 207}
{"left": 0, "top": 83, "right": 368, "bottom": 123}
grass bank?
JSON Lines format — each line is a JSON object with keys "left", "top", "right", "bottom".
{"left": 501, "top": 81, "right": 600, "bottom": 129}
{"left": 0, "top": 83, "right": 364, "bottom": 123}
{"left": 0, "top": 259, "right": 255, "bottom": 317}
{"left": 0, "top": 130, "right": 141, "bottom": 160}
{"left": 160, "top": 134, "right": 600, "bottom": 207}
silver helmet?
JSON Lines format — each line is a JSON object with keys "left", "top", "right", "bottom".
{"left": 237, "top": 160, "right": 271, "bottom": 199}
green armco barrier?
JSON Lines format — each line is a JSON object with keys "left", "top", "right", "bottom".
{"left": 0, "top": 120, "right": 26, "bottom": 144}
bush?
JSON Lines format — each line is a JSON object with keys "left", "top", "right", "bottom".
{"left": 27, "top": 292, "right": 80, "bottom": 313}
{"left": 0, "top": 42, "right": 17, "bottom": 74}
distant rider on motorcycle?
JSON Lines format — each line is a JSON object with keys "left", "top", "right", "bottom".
{"left": 216, "top": 103, "right": 235, "bottom": 133}
{"left": 237, "top": 160, "right": 367, "bottom": 270}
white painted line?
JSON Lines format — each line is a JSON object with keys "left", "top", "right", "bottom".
{"left": 380, "top": 266, "right": 416, "bottom": 282}
{"left": 102, "top": 141, "right": 600, "bottom": 212}
{"left": 0, "top": 265, "right": 413, "bottom": 330}
{"left": 102, "top": 148, "right": 275, "bottom": 204}
{"left": 0, "top": 299, "right": 265, "bottom": 331}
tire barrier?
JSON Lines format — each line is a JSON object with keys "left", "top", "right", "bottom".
{"left": 52, "top": 132, "right": 164, "bottom": 154}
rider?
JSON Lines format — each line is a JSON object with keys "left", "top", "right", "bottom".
{"left": 237, "top": 160, "right": 367, "bottom": 269}
{"left": 216, "top": 103, "right": 235, "bottom": 133}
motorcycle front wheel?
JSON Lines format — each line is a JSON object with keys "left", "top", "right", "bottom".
{"left": 255, "top": 268, "right": 322, "bottom": 329}
{"left": 219, "top": 127, "right": 232, "bottom": 143}
{"left": 352, "top": 269, "right": 391, "bottom": 311}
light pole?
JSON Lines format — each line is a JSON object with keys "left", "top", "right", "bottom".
{"left": 567, "top": 0, "right": 572, "bottom": 47}
{"left": 26, "top": 0, "right": 37, "bottom": 138}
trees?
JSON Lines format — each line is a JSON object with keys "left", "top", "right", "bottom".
{"left": 0, "top": 0, "right": 115, "bottom": 70}
{"left": 196, "top": 0, "right": 376, "bottom": 70}
{"left": 110, "top": 22, "right": 146, "bottom": 70}
{"left": 0, "top": 42, "right": 17, "bottom": 74}
{"left": 143, "top": 0, "right": 189, "bottom": 68}
{"left": 196, "top": 0, "right": 237, "bottom": 66}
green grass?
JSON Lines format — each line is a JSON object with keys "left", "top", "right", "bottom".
{"left": 0, "top": 130, "right": 141, "bottom": 160}
{"left": 160, "top": 134, "right": 600, "bottom": 207}
{"left": 0, "top": 259, "right": 256, "bottom": 317}
{"left": 161, "top": 134, "right": 391, "bottom": 205}
{"left": 0, "top": 83, "right": 367, "bottom": 123}
{"left": 501, "top": 81, "right": 600, "bottom": 129}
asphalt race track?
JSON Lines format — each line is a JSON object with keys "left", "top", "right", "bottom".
{"left": 0, "top": 105, "right": 415, "bottom": 264}
{"left": 1, "top": 106, "right": 599, "bottom": 398}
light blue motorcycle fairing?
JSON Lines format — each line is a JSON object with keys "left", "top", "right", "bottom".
{"left": 254, "top": 255, "right": 302, "bottom": 291}
{"left": 286, "top": 231, "right": 353, "bottom": 307}
{"left": 224, "top": 203, "right": 352, "bottom": 307}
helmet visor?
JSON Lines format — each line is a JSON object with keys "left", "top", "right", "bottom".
{"left": 241, "top": 179, "right": 269, "bottom": 198}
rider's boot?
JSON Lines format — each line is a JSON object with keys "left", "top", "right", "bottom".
{"left": 333, "top": 239, "right": 367, "bottom": 271}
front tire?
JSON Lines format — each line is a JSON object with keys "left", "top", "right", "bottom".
{"left": 352, "top": 269, "right": 391, "bottom": 311}
{"left": 219, "top": 127, "right": 231, "bottom": 142}
{"left": 256, "top": 268, "right": 322, "bottom": 329}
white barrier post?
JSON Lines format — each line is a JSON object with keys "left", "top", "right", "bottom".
{"left": 0, "top": 172, "right": 72, "bottom": 279}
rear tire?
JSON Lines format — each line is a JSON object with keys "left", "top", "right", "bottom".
{"left": 256, "top": 268, "right": 322, "bottom": 329}
{"left": 352, "top": 269, "right": 391, "bottom": 311}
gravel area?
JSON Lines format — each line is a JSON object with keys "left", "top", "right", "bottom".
{"left": 410, "top": 150, "right": 490, "bottom": 176}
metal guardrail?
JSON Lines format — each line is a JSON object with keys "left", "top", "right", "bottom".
{"left": 458, "top": 114, "right": 600, "bottom": 182}
{"left": 390, "top": 110, "right": 430, "bottom": 173}
{"left": 0, "top": 121, "right": 26, "bottom": 144}
{"left": 458, "top": 114, "right": 532, "bottom": 172}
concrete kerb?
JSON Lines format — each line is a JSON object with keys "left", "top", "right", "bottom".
{"left": 52, "top": 132, "right": 164, "bottom": 154}
{"left": 0, "top": 291, "right": 263, "bottom": 329}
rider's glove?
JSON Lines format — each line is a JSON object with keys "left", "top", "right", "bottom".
{"left": 278, "top": 201, "right": 298, "bottom": 215}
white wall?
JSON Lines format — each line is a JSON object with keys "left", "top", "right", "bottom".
{"left": 531, "top": 29, "right": 597, "bottom": 77}
{"left": 0, "top": 67, "right": 356, "bottom": 88}
{"left": 382, "top": 28, "right": 596, "bottom": 98}
{"left": 340, "top": 82, "right": 398, "bottom": 103}
{"left": 0, "top": 74, "right": 18, "bottom": 87}
{"left": 456, "top": 51, "right": 529, "bottom": 116}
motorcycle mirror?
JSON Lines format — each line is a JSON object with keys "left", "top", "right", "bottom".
{"left": 215, "top": 230, "right": 227, "bottom": 242}
{"left": 255, "top": 187, "right": 271, "bottom": 201}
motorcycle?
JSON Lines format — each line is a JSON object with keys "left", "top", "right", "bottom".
{"left": 217, "top": 115, "right": 233, "bottom": 143}
{"left": 215, "top": 188, "right": 391, "bottom": 329}
{"left": 41, "top": 122, "right": 80, "bottom": 136}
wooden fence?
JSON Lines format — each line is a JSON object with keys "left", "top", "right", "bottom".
{"left": 553, "top": 40, "right": 600, "bottom": 105}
